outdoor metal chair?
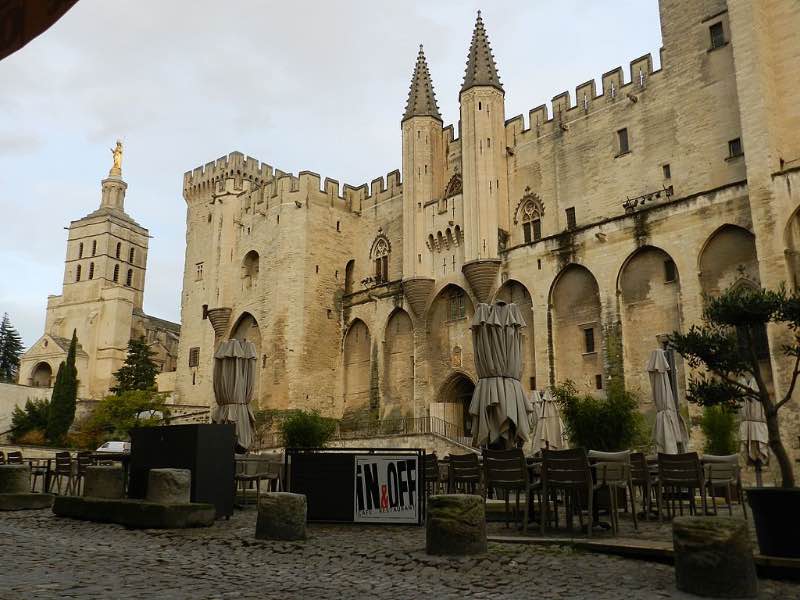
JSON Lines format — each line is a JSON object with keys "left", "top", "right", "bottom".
{"left": 74, "top": 451, "right": 94, "bottom": 496}
{"left": 0, "top": 450, "right": 5, "bottom": 464}
{"left": 588, "top": 449, "right": 638, "bottom": 533}
{"left": 541, "top": 448, "right": 596, "bottom": 537}
{"left": 447, "top": 453, "right": 481, "bottom": 495}
{"left": 52, "top": 451, "right": 75, "bottom": 495}
{"left": 234, "top": 456, "right": 280, "bottom": 506}
{"left": 29, "top": 458, "right": 49, "bottom": 493}
{"left": 423, "top": 453, "right": 441, "bottom": 498}
{"left": 7, "top": 451, "right": 23, "bottom": 464}
{"left": 702, "top": 454, "right": 747, "bottom": 520}
{"left": 656, "top": 452, "right": 707, "bottom": 522}
{"left": 630, "top": 452, "right": 653, "bottom": 520}
{"left": 483, "top": 448, "right": 539, "bottom": 533}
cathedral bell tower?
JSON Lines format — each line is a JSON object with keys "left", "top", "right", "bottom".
{"left": 459, "top": 11, "right": 508, "bottom": 303}
{"left": 401, "top": 45, "right": 444, "bottom": 316}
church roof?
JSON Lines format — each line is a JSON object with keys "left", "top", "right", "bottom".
{"left": 403, "top": 45, "right": 442, "bottom": 122}
{"left": 461, "top": 11, "right": 503, "bottom": 94}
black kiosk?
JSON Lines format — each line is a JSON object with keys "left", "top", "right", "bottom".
{"left": 128, "top": 423, "right": 235, "bottom": 518}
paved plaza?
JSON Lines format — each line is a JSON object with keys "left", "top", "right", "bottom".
{"left": 1, "top": 509, "right": 797, "bottom": 599}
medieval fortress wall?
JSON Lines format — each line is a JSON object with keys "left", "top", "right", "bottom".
{"left": 173, "top": 0, "right": 800, "bottom": 469}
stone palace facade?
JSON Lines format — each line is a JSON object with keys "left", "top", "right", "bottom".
{"left": 174, "top": 0, "right": 800, "bottom": 452}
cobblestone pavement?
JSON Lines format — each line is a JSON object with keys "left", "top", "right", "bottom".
{"left": 0, "top": 509, "right": 796, "bottom": 600}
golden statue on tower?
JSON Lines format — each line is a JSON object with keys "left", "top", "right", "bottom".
{"left": 110, "top": 139, "right": 123, "bottom": 173}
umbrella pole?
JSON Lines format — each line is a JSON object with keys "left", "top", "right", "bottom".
{"left": 754, "top": 461, "right": 763, "bottom": 487}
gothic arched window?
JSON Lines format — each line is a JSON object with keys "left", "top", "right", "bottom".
{"left": 126, "top": 269, "right": 133, "bottom": 287}
{"left": 76, "top": 264, "right": 82, "bottom": 282}
{"left": 371, "top": 235, "right": 390, "bottom": 284}
{"left": 515, "top": 187, "right": 544, "bottom": 244}
{"left": 88, "top": 262, "right": 95, "bottom": 279}
{"left": 116, "top": 242, "right": 121, "bottom": 258}
{"left": 78, "top": 242, "right": 84, "bottom": 258}
{"left": 129, "top": 248, "right": 135, "bottom": 264}
{"left": 113, "top": 264, "right": 119, "bottom": 283}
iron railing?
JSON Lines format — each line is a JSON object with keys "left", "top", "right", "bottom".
{"left": 254, "top": 415, "right": 473, "bottom": 449}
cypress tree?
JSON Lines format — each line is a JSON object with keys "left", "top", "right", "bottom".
{"left": 0, "top": 313, "right": 24, "bottom": 382}
{"left": 46, "top": 329, "right": 78, "bottom": 444}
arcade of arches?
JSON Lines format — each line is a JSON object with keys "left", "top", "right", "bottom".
{"left": 336, "top": 223, "right": 797, "bottom": 440}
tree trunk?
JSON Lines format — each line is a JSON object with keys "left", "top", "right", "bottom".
{"left": 765, "top": 407, "right": 795, "bottom": 488}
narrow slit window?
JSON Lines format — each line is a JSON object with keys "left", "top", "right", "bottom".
{"left": 728, "top": 138, "right": 743, "bottom": 158}
{"left": 584, "top": 327, "right": 595, "bottom": 354}
{"left": 88, "top": 262, "right": 94, "bottom": 280}
{"left": 662, "top": 164, "right": 671, "bottom": 179}
{"left": 709, "top": 22, "right": 725, "bottom": 49}
{"left": 113, "top": 264, "right": 119, "bottom": 282}
{"left": 565, "top": 207, "right": 576, "bottom": 230}
{"left": 115, "top": 242, "right": 121, "bottom": 258}
{"left": 617, "top": 128, "right": 629, "bottom": 154}
{"left": 75, "top": 264, "right": 82, "bottom": 281}
{"left": 126, "top": 269, "right": 133, "bottom": 287}
{"left": 91, "top": 240, "right": 97, "bottom": 256}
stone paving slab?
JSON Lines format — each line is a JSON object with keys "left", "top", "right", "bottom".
{"left": 0, "top": 508, "right": 797, "bottom": 599}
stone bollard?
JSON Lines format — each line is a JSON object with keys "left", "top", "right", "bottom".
{"left": 255, "top": 492, "right": 307, "bottom": 541}
{"left": 426, "top": 494, "right": 487, "bottom": 556}
{"left": 83, "top": 466, "right": 124, "bottom": 499}
{"left": 146, "top": 469, "right": 191, "bottom": 504}
{"left": 673, "top": 516, "right": 757, "bottom": 598}
{"left": 0, "top": 464, "right": 30, "bottom": 494}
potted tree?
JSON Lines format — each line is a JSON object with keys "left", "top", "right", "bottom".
{"left": 670, "top": 286, "right": 799, "bottom": 557}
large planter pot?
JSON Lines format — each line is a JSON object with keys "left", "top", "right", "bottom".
{"left": 746, "top": 487, "right": 800, "bottom": 558}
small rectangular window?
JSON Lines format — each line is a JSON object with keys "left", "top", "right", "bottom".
{"left": 664, "top": 259, "right": 677, "bottom": 283}
{"left": 709, "top": 22, "right": 725, "bottom": 49}
{"left": 523, "top": 222, "right": 532, "bottom": 244}
{"left": 662, "top": 164, "right": 671, "bottom": 179}
{"left": 595, "top": 374, "right": 603, "bottom": 390}
{"left": 584, "top": 327, "right": 595, "bottom": 354}
{"left": 532, "top": 219, "right": 542, "bottom": 241}
{"left": 529, "top": 376, "right": 537, "bottom": 391}
{"left": 617, "top": 128, "right": 629, "bottom": 154}
{"left": 195, "top": 262, "right": 204, "bottom": 281}
{"left": 566, "top": 207, "right": 576, "bottom": 230}
{"left": 728, "top": 138, "right": 743, "bottom": 158}
{"left": 449, "top": 292, "right": 466, "bottom": 321}
{"left": 188, "top": 347, "right": 200, "bottom": 367}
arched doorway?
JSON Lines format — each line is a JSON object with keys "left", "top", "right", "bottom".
{"left": 31, "top": 362, "right": 52, "bottom": 387}
{"left": 432, "top": 373, "right": 476, "bottom": 437}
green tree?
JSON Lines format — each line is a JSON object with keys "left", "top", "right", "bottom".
{"left": 9, "top": 398, "right": 50, "bottom": 442}
{"left": 112, "top": 338, "right": 158, "bottom": 394}
{"left": 0, "top": 313, "right": 24, "bottom": 382}
{"left": 670, "top": 286, "right": 799, "bottom": 488}
{"left": 46, "top": 330, "right": 78, "bottom": 444}
{"left": 76, "top": 389, "right": 169, "bottom": 449}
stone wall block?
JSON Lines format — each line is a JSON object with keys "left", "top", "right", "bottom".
{"left": 83, "top": 466, "right": 125, "bottom": 499}
{"left": 426, "top": 494, "right": 487, "bottom": 555}
{"left": 673, "top": 516, "right": 757, "bottom": 598}
{"left": 0, "top": 464, "right": 30, "bottom": 494}
{"left": 146, "top": 468, "right": 191, "bottom": 504}
{"left": 256, "top": 492, "right": 307, "bottom": 541}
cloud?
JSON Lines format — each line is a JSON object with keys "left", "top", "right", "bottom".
{"left": 0, "top": 0, "right": 662, "bottom": 346}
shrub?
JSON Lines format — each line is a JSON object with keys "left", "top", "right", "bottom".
{"left": 9, "top": 398, "right": 50, "bottom": 442}
{"left": 700, "top": 405, "right": 738, "bottom": 455}
{"left": 279, "top": 410, "right": 337, "bottom": 448}
{"left": 15, "top": 429, "right": 46, "bottom": 446}
{"left": 554, "top": 380, "right": 648, "bottom": 452}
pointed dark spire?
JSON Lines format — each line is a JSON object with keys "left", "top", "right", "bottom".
{"left": 461, "top": 10, "right": 503, "bottom": 94}
{"left": 403, "top": 45, "right": 442, "bottom": 122}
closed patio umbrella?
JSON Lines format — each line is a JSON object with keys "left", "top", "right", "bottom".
{"left": 532, "top": 388, "right": 564, "bottom": 452}
{"left": 648, "top": 349, "right": 689, "bottom": 454}
{"left": 738, "top": 374, "right": 769, "bottom": 486}
{"left": 213, "top": 339, "right": 257, "bottom": 451}
{"left": 468, "top": 303, "right": 534, "bottom": 448}
{"left": 529, "top": 389, "right": 543, "bottom": 433}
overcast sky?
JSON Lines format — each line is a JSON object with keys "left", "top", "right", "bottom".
{"left": 0, "top": 0, "right": 662, "bottom": 347}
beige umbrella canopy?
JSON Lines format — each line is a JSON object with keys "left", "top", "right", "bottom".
{"left": 213, "top": 339, "right": 257, "bottom": 451}
{"left": 468, "top": 303, "right": 534, "bottom": 448}
{"left": 532, "top": 389, "right": 564, "bottom": 452}
{"left": 648, "top": 349, "right": 689, "bottom": 454}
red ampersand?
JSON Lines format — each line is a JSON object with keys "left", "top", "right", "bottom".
{"left": 380, "top": 484, "right": 389, "bottom": 511}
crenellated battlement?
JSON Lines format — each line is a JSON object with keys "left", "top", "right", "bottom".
{"left": 184, "top": 150, "right": 402, "bottom": 216}
{"left": 183, "top": 151, "right": 274, "bottom": 199}
{"left": 504, "top": 52, "right": 659, "bottom": 138}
